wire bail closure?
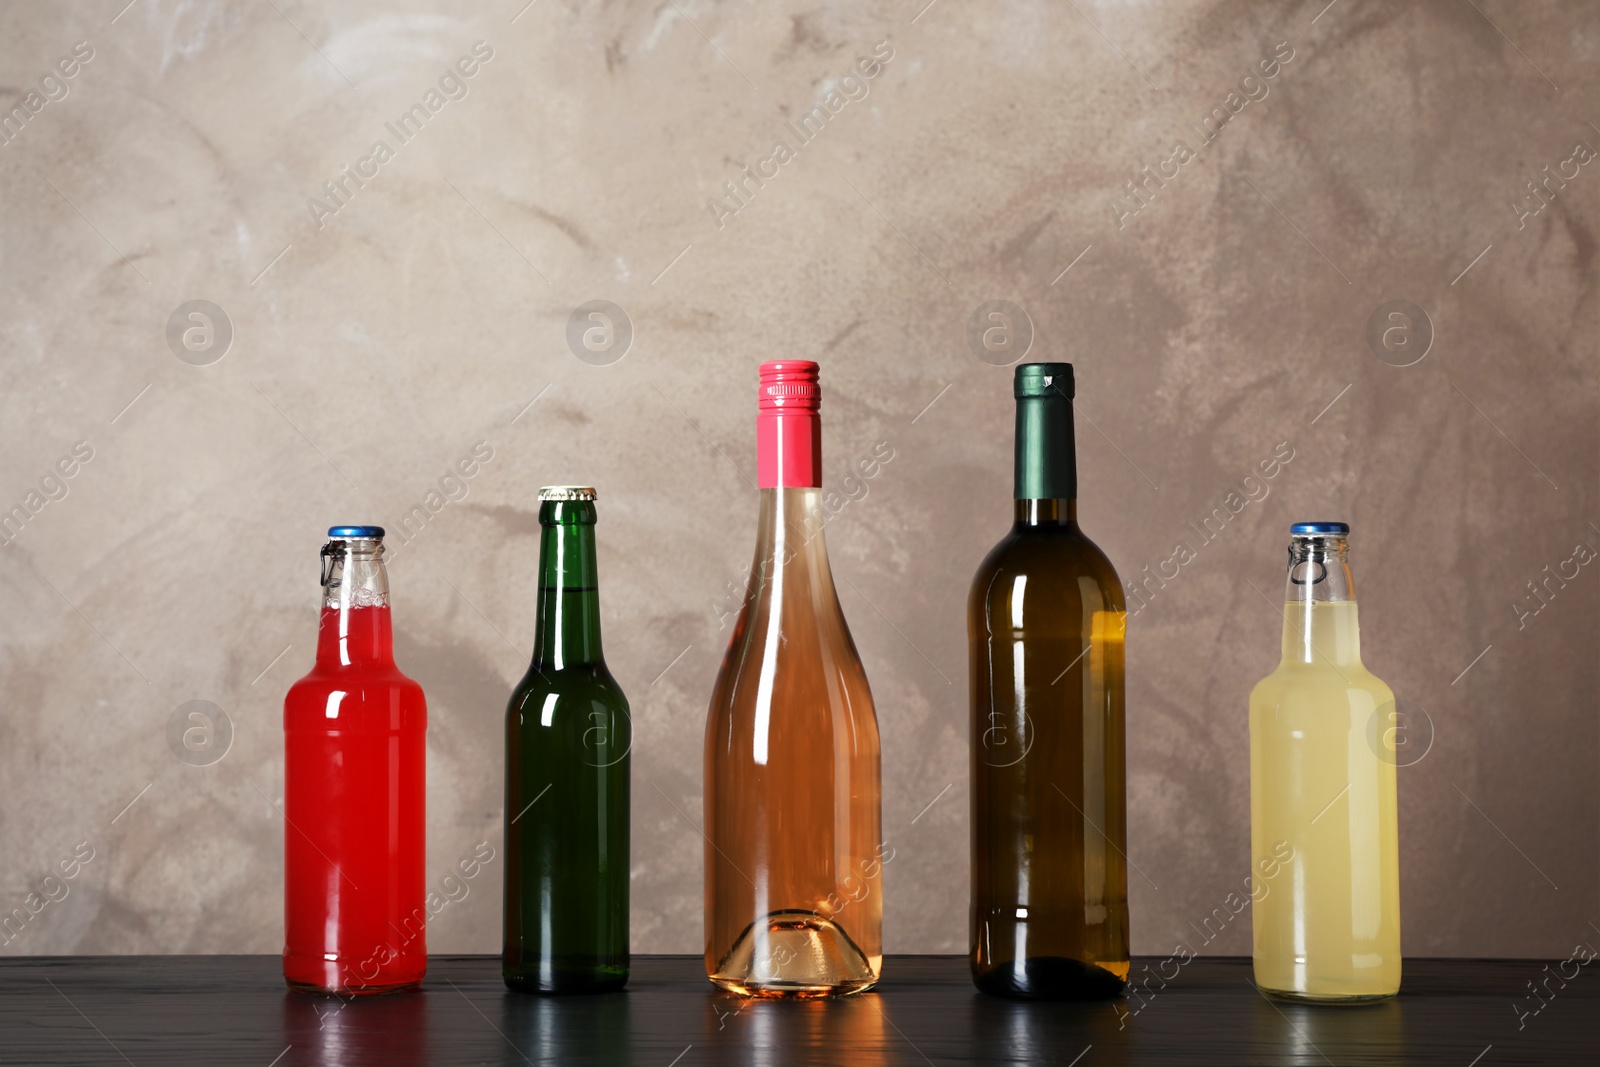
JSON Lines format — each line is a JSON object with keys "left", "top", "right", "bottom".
{"left": 1287, "top": 548, "right": 1328, "bottom": 585}
{"left": 320, "top": 541, "right": 342, "bottom": 588}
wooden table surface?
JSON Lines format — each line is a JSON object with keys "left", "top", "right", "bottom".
{"left": 0, "top": 955, "right": 1591, "bottom": 1065}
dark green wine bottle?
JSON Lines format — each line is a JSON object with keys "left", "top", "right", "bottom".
{"left": 968, "top": 364, "right": 1129, "bottom": 999}
{"left": 503, "top": 486, "right": 630, "bottom": 994}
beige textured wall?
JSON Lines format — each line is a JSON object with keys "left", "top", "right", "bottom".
{"left": 0, "top": 0, "right": 1594, "bottom": 961}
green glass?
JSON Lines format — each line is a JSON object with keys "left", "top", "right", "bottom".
{"left": 968, "top": 363, "right": 1129, "bottom": 999}
{"left": 503, "top": 492, "right": 630, "bottom": 994}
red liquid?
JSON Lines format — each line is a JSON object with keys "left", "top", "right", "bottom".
{"left": 283, "top": 604, "right": 427, "bottom": 995}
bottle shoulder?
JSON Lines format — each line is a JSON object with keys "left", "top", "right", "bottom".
{"left": 284, "top": 668, "right": 426, "bottom": 728}
{"left": 719, "top": 548, "right": 866, "bottom": 652}
{"left": 508, "top": 662, "right": 630, "bottom": 715}
{"left": 708, "top": 586, "right": 878, "bottom": 731}
{"left": 969, "top": 523, "right": 1125, "bottom": 614}
{"left": 287, "top": 663, "right": 423, "bottom": 694}
{"left": 1250, "top": 661, "right": 1393, "bottom": 700}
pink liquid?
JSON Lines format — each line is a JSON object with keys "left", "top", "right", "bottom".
{"left": 703, "top": 364, "right": 884, "bottom": 997}
{"left": 283, "top": 605, "right": 427, "bottom": 994}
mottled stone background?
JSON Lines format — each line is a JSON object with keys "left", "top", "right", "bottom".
{"left": 0, "top": 0, "right": 1594, "bottom": 962}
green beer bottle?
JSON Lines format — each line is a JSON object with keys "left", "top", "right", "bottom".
{"left": 503, "top": 486, "right": 631, "bottom": 993}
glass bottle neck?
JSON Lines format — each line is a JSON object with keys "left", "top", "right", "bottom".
{"left": 532, "top": 500, "right": 605, "bottom": 670}
{"left": 1013, "top": 498, "right": 1078, "bottom": 527}
{"left": 1280, "top": 534, "right": 1361, "bottom": 666}
{"left": 751, "top": 487, "right": 838, "bottom": 589}
{"left": 755, "top": 489, "right": 838, "bottom": 559}
{"left": 316, "top": 602, "right": 395, "bottom": 666}
{"left": 316, "top": 538, "right": 394, "bottom": 667}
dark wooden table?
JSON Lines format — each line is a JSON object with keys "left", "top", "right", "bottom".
{"left": 0, "top": 955, "right": 1591, "bottom": 1065}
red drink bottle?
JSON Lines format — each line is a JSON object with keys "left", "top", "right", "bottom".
{"left": 283, "top": 526, "right": 427, "bottom": 995}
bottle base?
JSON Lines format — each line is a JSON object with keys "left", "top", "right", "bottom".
{"left": 503, "top": 966, "right": 629, "bottom": 995}
{"left": 709, "top": 910, "right": 880, "bottom": 998}
{"left": 283, "top": 949, "right": 427, "bottom": 997}
{"left": 284, "top": 977, "right": 422, "bottom": 997}
{"left": 972, "top": 956, "right": 1127, "bottom": 1001}
{"left": 1256, "top": 983, "right": 1399, "bottom": 1004}
{"left": 708, "top": 973, "right": 879, "bottom": 999}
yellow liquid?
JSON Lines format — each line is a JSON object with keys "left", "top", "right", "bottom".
{"left": 1249, "top": 600, "right": 1401, "bottom": 1001}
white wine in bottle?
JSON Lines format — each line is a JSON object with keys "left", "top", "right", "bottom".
{"left": 969, "top": 363, "right": 1129, "bottom": 1000}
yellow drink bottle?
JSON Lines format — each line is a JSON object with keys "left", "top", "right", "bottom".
{"left": 1249, "top": 522, "right": 1401, "bottom": 1001}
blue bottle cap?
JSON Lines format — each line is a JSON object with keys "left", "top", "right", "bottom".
{"left": 1290, "top": 521, "right": 1349, "bottom": 535}
{"left": 328, "top": 525, "right": 385, "bottom": 539}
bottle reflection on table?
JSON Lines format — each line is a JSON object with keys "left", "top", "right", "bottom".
{"left": 964, "top": 982, "right": 1129, "bottom": 1066}
{"left": 1249, "top": 990, "right": 1408, "bottom": 1060}
{"left": 499, "top": 986, "right": 631, "bottom": 1065}
{"left": 703, "top": 989, "right": 889, "bottom": 1067}
{"left": 277, "top": 987, "right": 432, "bottom": 1067}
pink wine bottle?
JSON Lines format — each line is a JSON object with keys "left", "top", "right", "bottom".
{"left": 703, "top": 361, "right": 885, "bottom": 997}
